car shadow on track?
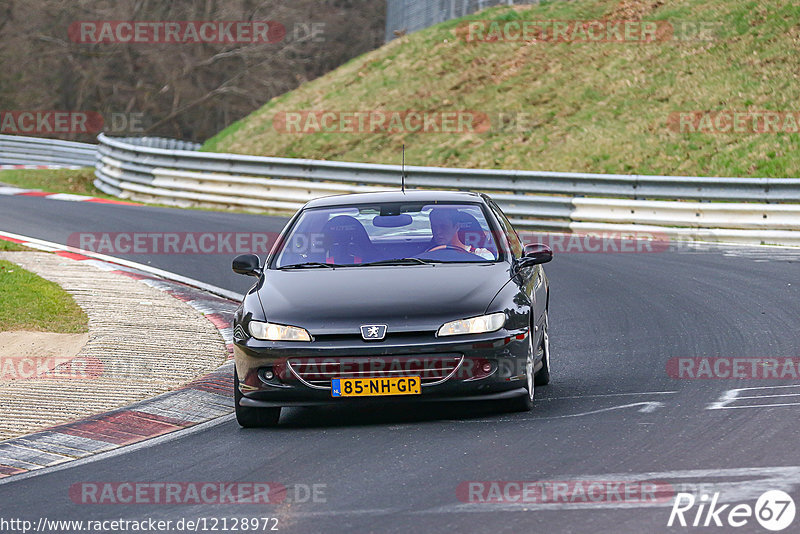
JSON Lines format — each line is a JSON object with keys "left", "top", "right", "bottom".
{"left": 261, "top": 385, "right": 570, "bottom": 429}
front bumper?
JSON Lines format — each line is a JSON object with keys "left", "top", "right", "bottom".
{"left": 238, "top": 388, "right": 528, "bottom": 408}
{"left": 234, "top": 328, "right": 533, "bottom": 407}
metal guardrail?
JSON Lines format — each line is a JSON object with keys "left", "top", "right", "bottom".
{"left": 94, "top": 134, "right": 575, "bottom": 230}
{"left": 94, "top": 133, "right": 800, "bottom": 245}
{"left": 385, "top": 0, "right": 537, "bottom": 41}
{"left": 0, "top": 134, "right": 97, "bottom": 167}
{"left": 107, "top": 136, "right": 202, "bottom": 151}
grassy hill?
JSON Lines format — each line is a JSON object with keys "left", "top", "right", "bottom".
{"left": 203, "top": 0, "right": 800, "bottom": 178}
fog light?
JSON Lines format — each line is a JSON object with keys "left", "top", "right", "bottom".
{"left": 462, "top": 358, "right": 494, "bottom": 381}
{"left": 264, "top": 370, "right": 274, "bottom": 380}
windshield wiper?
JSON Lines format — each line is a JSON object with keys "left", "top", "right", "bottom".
{"left": 278, "top": 262, "right": 342, "bottom": 270}
{"left": 356, "top": 258, "right": 438, "bottom": 267}
{"left": 279, "top": 258, "right": 438, "bottom": 269}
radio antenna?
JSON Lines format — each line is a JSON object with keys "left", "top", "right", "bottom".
{"left": 401, "top": 144, "right": 406, "bottom": 193}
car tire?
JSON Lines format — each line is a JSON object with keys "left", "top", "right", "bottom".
{"left": 504, "top": 320, "right": 538, "bottom": 413}
{"left": 234, "top": 370, "right": 281, "bottom": 428}
{"left": 534, "top": 310, "right": 551, "bottom": 387}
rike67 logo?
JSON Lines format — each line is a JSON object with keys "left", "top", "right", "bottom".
{"left": 668, "top": 490, "right": 796, "bottom": 531}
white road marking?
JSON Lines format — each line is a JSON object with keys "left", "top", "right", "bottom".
{"left": 636, "top": 402, "right": 664, "bottom": 413}
{"left": 737, "top": 393, "right": 800, "bottom": 399}
{"left": 45, "top": 193, "right": 93, "bottom": 202}
{"left": 450, "top": 401, "right": 667, "bottom": 424}
{"left": 538, "top": 391, "right": 677, "bottom": 401}
{"left": 281, "top": 508, "right": 399, "bottom": 518}
{"left": 20, "top": 242, "right": 61, "bottom": 252}
{"left": 708, "top": 385, "right": 800, "bottom": 410}
{"left": 0, "top": 187, "right": 32, "bottom": 195}
{"left": 552, "top": 401, "right": 666, "bottom": 417}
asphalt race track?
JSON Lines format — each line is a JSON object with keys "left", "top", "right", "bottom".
{"left": 1, "top": 194, "right": 800, "bottom": 533}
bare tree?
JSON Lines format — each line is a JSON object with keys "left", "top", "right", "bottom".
{"left": 0, "top": 0, "right": 385, "bottom": 141}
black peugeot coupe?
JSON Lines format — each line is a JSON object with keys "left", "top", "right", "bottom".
{"left": 231, "top": 190, "right": 552, "bottom": 427}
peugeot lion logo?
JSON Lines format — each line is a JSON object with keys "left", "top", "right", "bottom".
{"left": 361, "top": 324, "right": 387, "bottom": 341}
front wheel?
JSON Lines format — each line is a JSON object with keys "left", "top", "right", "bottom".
{"left": 534, "top": 311, "right": 551, "bottom": 386}
{"left": 504, "top": 323, "right": 537, "bottom": 413}
{"left": 234, "top": 370, "right": 281, "bottom": 428}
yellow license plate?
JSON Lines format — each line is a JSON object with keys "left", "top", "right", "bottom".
{"left": 331, "top": 376, "right": 421, "bottom": 397}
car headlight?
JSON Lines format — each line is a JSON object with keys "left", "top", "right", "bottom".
{"left": 249, "top": 321, "right": 311, "bottom": 342}
{"left": 437, "top": 312, "right": 505, "bottom": 337}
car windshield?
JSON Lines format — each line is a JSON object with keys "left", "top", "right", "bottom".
{"left": 272, "top": 202, "right": 502, "bottom": 268}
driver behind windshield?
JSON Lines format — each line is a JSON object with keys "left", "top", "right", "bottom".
{"left": 428, "top": 207, "right": 468, "bottom": 251}
{"left": 428, "top": 207, "right": 494, "bottom": 259}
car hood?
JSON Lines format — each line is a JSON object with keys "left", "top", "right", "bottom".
{"left": 257, "top": 263, "right": 512, "bottom": 334}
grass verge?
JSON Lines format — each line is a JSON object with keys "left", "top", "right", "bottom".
{"left": 0, "top": 240, "right": 34, "bottom": 252}
{"left": 0, "top": 168, "right": 116, "bottom": 198}
{"left": 0, "top": 259, "right": 88, "bottom": 333}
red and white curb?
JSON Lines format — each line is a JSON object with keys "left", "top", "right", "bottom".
{"left": 0, "top": 185, "right": 137, "bottom": 205}
{"left": 0, "top": 233, "right": 242, "bottom": 480}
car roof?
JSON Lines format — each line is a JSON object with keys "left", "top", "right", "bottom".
{"left": 303, "top": 189, "right": 487, "bottom": 209}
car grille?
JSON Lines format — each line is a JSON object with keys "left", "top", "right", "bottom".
{"left": 286, "top": 355, "right": 463, "bottom": 389}
{"left": 310, "top": 330, "right": 436, "bottom": 343}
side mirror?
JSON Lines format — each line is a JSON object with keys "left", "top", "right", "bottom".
{"left": 232, "top": 254, "right": 262, "bottom": 277}
{"left": 517, "top": 243, "right": 553, "bottom": 269}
